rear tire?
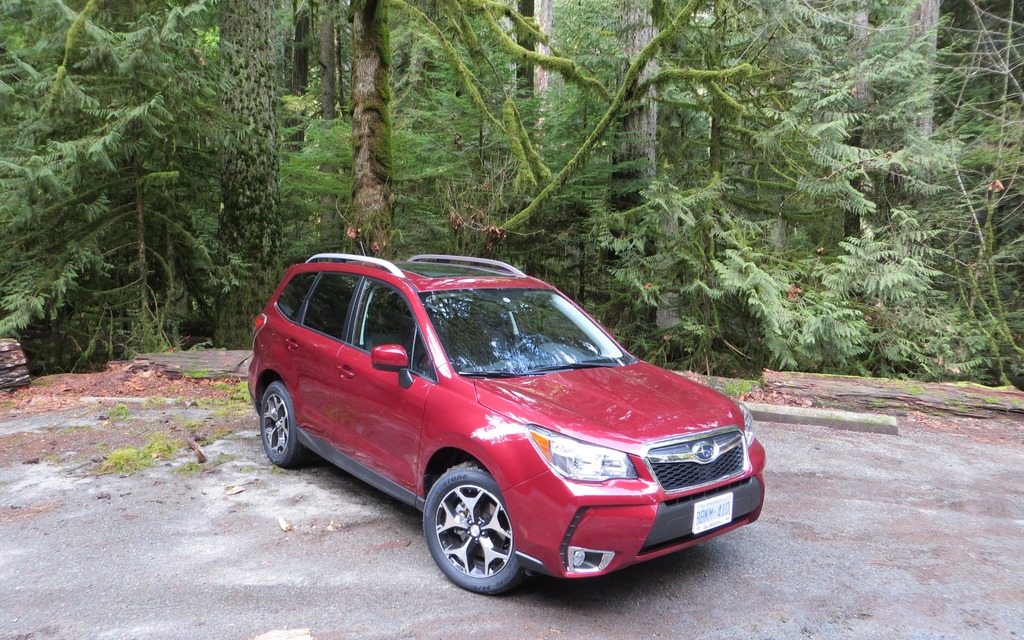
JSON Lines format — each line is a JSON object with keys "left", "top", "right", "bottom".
{"left": 259, "top": 381, "right": 308, "bottom": 468}
{"left": 423, "top": 463, "right": 526, "bottom": 595}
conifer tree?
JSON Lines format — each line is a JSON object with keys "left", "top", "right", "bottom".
{"left": 217, "top": 0, "right": 282, "bottom": 348}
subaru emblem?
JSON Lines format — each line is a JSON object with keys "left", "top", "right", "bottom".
{"left": 692, "top": 441, "right": 717, "bottom": 463}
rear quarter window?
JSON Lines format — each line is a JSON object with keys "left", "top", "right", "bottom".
{"left": 276, "top": 272, "right": 317, "bottom": 321}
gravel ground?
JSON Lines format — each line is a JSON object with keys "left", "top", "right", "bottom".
{"left": 1, "top": 413, "right": 1022, "bottom": 640}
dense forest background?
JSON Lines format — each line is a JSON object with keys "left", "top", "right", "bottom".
{"left": 0, "top": 0, "right": 1021, "bottom": 388}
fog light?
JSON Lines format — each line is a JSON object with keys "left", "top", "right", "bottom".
{"left": 572, "top": 549, "right": 587, "bottom": 568}
{"left": 566, "top": 546, "right": 615, "bottom": 574}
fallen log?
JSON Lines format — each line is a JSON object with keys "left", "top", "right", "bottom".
{"left": 762, "top": 370, "right": 1024, "bottom": 419}
{"left": 0, "top": 339, "right": 31, "bottom": 391}
{"left": 186, "top": 436, "right": 208, "bottom": 464}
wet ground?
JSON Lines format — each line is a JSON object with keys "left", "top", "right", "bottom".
{"left": 1, "top": 407, "right": 1021, "bottom": 639}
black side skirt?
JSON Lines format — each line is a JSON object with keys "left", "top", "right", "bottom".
{"left": 296, "top": 427, "right": 424, "bottom": 510}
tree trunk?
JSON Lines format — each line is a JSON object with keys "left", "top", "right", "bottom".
{"left": 350, "top": 0, "right": 393, "bottom": 256}
{"left": 845, "top": 3, "right": 871, "bottom": 239}
{"left": 517, "top": 0, "right": 535, "bottom": 97}
{"left": 217, "top": 0, "right": 282, "bottom": 348}
{"left": 319, "top": 0, "right": 341, "bottom": 237}
{"left": 762, "top": 370, "right": 1024, "bottom": 419}
{"left": 619, "top": 0, "right": 657, "bottom": 185}
{"left": 907, "top": 0, "right": 939, "bottom": 137}
{"left": 286, "top": 1, "right": 311, "bottom": 149}
{"left": 319, "top": 0, "right": 338, "bottom": 120}
{"left": 292, "top": 2, "right": 311, "bottom": 98}
{"left": 534, "top": 0, "right": 553, "bottom": 94}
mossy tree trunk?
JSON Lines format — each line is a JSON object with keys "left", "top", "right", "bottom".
{"left": 216, "top": 0, "right": 282, "bottom": 348}
{"left": 350, "top": 0, "right": 393, "bottom": 256}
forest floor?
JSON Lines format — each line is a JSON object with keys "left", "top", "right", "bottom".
{"left": 0, "top": 360, "right": 253, "bottom": 468}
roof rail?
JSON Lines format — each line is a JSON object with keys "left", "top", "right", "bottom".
{"left": 306, "top": 253, "right": 406, "bottom": 278}
{"left": 406, "top": 254, "right": 527, "bottom": 278}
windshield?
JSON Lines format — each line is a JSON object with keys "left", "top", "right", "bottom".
{"left": 421, "top": 289, "right": 629, "bottom": 376}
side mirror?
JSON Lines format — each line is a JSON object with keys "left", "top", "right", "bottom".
{"left": 370, "top": 344, "right": 409, "bottom": 372}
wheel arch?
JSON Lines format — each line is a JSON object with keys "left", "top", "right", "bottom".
{"left": 422, "top": 447, "right": 484, "bottom": 497}
{"left": 254, "top": 369, "right": 284, "bottom": 406}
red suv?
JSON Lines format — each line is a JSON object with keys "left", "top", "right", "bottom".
{"left": 248, "top": 254, "right": 765, "bottom": 594}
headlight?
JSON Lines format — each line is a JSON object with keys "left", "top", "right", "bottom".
{"left": 739, "top": 402, "right": 755, "bottom": 446}
{"left": 527, "top": 426, "right": 637, "bottom": 482}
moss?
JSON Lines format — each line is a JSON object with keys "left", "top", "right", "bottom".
{"left": 722, "top": 379, "right": 758, "bottom": 397}
{"left": 213, "top": 454, "right": 237, "bottom": 467}
{"left": 174, "top": 462, "right": 204, "bottom": 477}
{"left": 107, "top": 403, "right": 131, "bottom": 421}
{"left": 96, "top": 433, "right": 179, "bottom": 474}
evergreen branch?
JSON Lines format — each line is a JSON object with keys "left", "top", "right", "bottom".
{"left": 47, "top": 0, "right": 103, "bottom": 108}
{"left": 709, "top": 80, "right": 744, "bottom": 113}
{"left": 639, "top": 63, "right": 753, "bottom": 94}
{"left": 474, "top": 2, "right": 609, "bottom": 99}
{"left": 391, "top": 0, "right": 504, "bottom": 132}
{"left": 504, "top": 0, "right": 705, "bottom": 230}
{"left": 475, "top": 0, "right": 549, "bottom": 47}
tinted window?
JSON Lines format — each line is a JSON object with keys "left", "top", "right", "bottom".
{"left": 277, "top": 272, "right": 317, "bottom": 321}
{"left": 303, "top": 272, "right": 358, "bottom": 340}
{"left": 356, "top": 283, "right": 434, "bottom": 379}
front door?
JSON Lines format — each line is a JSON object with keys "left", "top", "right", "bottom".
{"left": 331, "top": 281, "right": 434, "bottom": 491}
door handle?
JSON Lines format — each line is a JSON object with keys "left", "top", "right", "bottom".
{"left": 285, "top": 337, "right": 300, "bottom": 351}
{"left": 337, "top": 364, "right": 355, "bottom": 380}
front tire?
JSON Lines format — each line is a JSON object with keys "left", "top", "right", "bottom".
{"left": 259, "top": 381, "right": 308, "bottom": 468}
{"left": 423, "top": 463, "right": 526, "bottom": 595}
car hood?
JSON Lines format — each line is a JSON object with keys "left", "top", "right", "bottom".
{"left": 473, "top": 362, "right": 743, "bottom": 453}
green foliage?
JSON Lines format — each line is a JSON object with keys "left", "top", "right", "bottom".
{"left": 96, "top": 433, "right": 179, "bottom": 474}
{"left": 0, "top": 0, "right": 221, "bottom": 369}
{"left": 0, "top": 0, "right": 1019, "bottom": 388}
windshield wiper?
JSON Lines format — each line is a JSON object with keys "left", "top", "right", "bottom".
{"left": 523, "top": 360, "right": 621, "bottom": 374}
{"left": 458, "top": 370, "right": 524, "bottom": 378}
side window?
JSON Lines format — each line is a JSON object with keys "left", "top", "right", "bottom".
{"left": 303, "top": 272, "right": 358, "bottom": 340}
{"left": 357, "top": 283, "right": 434, "bottom": 379}
{"left": 276, "top": 272, "right": 317, "bottom": 322}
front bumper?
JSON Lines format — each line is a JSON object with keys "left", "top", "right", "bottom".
{"left": 506, "top": 439, "right": 766, "bottom": 578}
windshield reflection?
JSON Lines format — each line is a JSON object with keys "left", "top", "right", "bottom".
{"left": 421, "top": 289, "right": 629, "bottom": 377}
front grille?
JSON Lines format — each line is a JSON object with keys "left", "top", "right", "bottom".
{"left": 646, "top": 430, "right": 746, "bottom": 492}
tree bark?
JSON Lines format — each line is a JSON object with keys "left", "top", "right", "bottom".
{"left": 319, "top": 0, "right": 338, "bottom": 120}
{"left": 517, "top": 0, "right": 535, "bottom": 97}
{"left": 350, "top": 0, "right": 393, "bottom": 256}
{"left": 217, "top": 0, "right": 282, "bottom": 348}
{"left": 762, "top": 370, "right": 1024, "bottom": 419}
{"left": 845, "top": 3, "right": 871, "bottom": 239}
{"left": 318, "top": 0, "right": 341, "bottom": 237}
{"left": 618, "top": 0, "right": 658, "bottom": 186}
{"left": 614, "top": 1, "right": 669, "bottom": 327}
{"left": 907, "top": 0, "right": 939, "bottom": 137}
{"left": 0, "top": 340, "right": 30, "bottom": 391}
{"left": 534, "top": 0, "right": 553, "bottom": 94}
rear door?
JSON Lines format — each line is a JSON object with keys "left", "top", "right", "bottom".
{"left": 290, "top": 272, "right": 359, "bottom": 440}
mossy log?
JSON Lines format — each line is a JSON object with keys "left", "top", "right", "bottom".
{"left": 0, "top": 339, "right": 31, "bottom": 391}
{"left": 762, "top": 370, "right": 1024, "bottom": 419}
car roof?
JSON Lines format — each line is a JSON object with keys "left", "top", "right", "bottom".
{"left": 296, "top": 253, "right": 551, "bottom": 293}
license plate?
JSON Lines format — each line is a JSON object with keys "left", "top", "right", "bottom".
{"left": 692, "top": 492, "right": 734, "bottom": 535}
